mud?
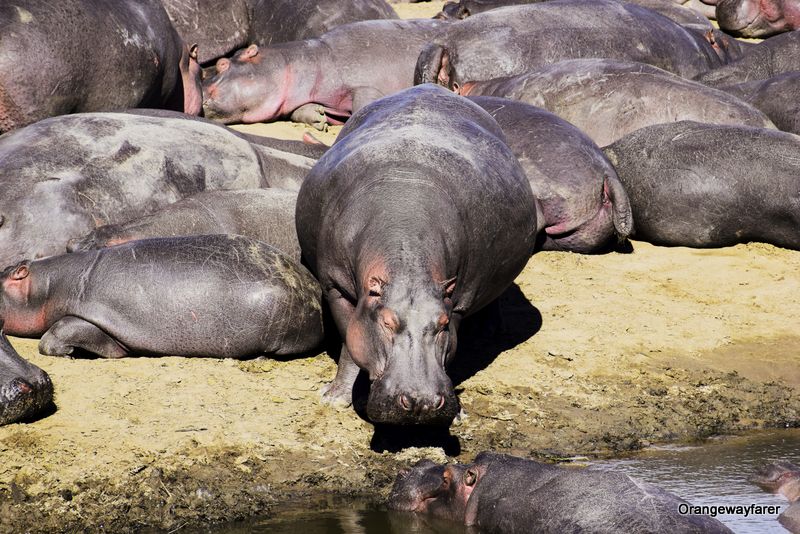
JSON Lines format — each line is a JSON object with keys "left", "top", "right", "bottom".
{"left": 2, "top": 2, "right": 798, "bottom": 532}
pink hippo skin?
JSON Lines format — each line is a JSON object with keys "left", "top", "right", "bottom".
{"left": 201, "top": 19, "right": 447, "bottom": 128}
{"left": 716, "top": 0, "right": 800, "bottom": 37}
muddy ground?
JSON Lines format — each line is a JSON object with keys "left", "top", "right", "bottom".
{"left": 2, "top": 2, "right": 799, "bottom": 532}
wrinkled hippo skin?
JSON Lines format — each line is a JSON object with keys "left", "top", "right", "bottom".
{"left": 603, "top": 121, "right": 800, "bottom": 249}
{"left": 202, "top": 19, "right": 447, "bottom": 127}
{"left": 0, "top": 0, "right": 201, "bottom": 134}
{"left": 720, "top": 72, "right": 800, "bottom": 134}
{"left": 389, "top": 452, "right": 733, "bottom": 533}
{"left": 0, "top": 235, "right": 323, "bottom": 359}
{"left": 468, "top": 96, "right": 632, "bottom": 252}
{"left": 716, "top": 0, "right": 800, "bottom": 37}
{"left": 415, "top": 0, "right": 724, "bottom": 90}
{"left": 68, "top": 189, "right": 301, "bottom": 262}
{"left": 751, "top": 461, "right": 800, "bottom": 533}
{"left": 0, "top": 324, "right": 53, "bottom": 426}
{"left": 295, "top": 85, "right": 539, "bottom": 425}
{"left": 0, "top": 112, "right": 316, "bottom": 268}
{"left": 695, "top": 30, "right": 800, "bottom": 85}
{"left": 160, "top": 0, "right": 397, "bottom": 65}
{"left": 461, "top": 59, "right": 774, "bottom": 146}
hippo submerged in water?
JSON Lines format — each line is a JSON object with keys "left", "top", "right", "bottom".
{"left": 751, "top": 461, "right": 800, "bottom": 533}
{"left": 389, "top": 452, "right": 733, "bottom": 533}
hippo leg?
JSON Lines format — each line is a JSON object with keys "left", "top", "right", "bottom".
{"left": 321, "top": 344, "right": 361, "bottom": 407}
{"left": 290, "top": 104, "right": 328, "bottom": 131}
{"left": 0, "top": 330, "right": 54, "bottom": 425}
{"left": 39, "top": 316, "right": 128, "bottom": 359}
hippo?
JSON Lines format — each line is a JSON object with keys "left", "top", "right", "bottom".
{"left": 0, "top": 112, "right": 317, "bottom": 268}
{"left": 468, "top": 96, "right": 632, "bottom": 252}
{"left": 295, "top": 85, "right": 540, "bottom": 425}
{"left": 68, "top": 189, "right": 301, "bottom": 262}
{"left": 388, "top": 452, "right": 733, "bottom": 533}
{"left": 0, "top": 324, "right": 53, "bottom": 426}
{"left": 720, "top": 72, "right": 800, "bottom": 134}
{"left": 716, "top": 0, "right": 800, "bottom": 37}
{"left": 695, "top": 30, "right": 800, "bottom": 86}
{"left": 751, "top": 461, "right": 800, "bottom": 533}
{"left": 603, "top": 121, "right": 800, "bottom": 249}
{"left": 415, "top": 0, "right": 724, "bottom": 92}
{"left": 159, "top": 0, "right": 398, "bottom": 65}
{"left": 0, "top": 0, "right": 201, "bottom": 134}
{"left": 201, "top": 19, "right": 448, "bottom": 128}
{"left": 0, "top": 235, "right": 323, "bottom": 359}
{"left": 458, "top": 59, "right": 775, "bottom": 146}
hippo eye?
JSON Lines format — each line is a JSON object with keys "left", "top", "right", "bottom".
{"left": 463, "top": 469, "right": 477, "bottom": 487}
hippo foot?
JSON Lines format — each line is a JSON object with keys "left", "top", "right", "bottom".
{"left": 290, "top": 104, "right": 329, "bottom": 132}
{"left": 0, "top": 372, "right": 54, "bottom": 426}
{"left": 320, "top": 380, "right": 353, "bottom": 408}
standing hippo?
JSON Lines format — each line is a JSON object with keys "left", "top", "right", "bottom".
{"left": 0, "top": 324, "right": 53, "bottom": 426}
{"left": 603, "top": 121, "right": 800, "bottom": 249}
{"left": 469, "top": 96, "right": 633, "bottom": 252}
{"left": 458, "top": 59, "right": 775, "bottom": 146}
{"left": 295, "top": 85, "right": 540, "bottom": 425}
{"left": 721, "top": 72, "right": 800, "bottom": 134}
{"left": 695, "top": 30, "right": 800, "bottom": 86}
{"left": 0, "top": 235, "right": 323, "bottom": 359}
{"left": 68, "top": 189, "right": 301, "bottom": 262}
{"left": 751, "top": 462, "right": 800, "bottom": 533}
{"left": 415, "top": 0, "right": 724, "bottom": 91}
{"left": 716, "top": 0, "right": 800, "bottom": 37}
{"left": 159, "top": 0, "right": 397, "bottom": 65}
{"left": 388, "top": 452, "right": 733, "bottom": 533}
{"left": 201, "top": 19, "right": 448, "bottom": 128}
{"left": 0, "top": 112, "right": 316, "bottom": 268}
{"left": 0, "top": 0, "right": 201, "bottom": 133}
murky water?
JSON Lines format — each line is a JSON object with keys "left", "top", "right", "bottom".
{"left": 207, "top": 429, "right": 799, "bottom": 533}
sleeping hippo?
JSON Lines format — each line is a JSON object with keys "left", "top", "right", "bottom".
{"left": 716, "top": 0, "right": 800, "bottom": 37}
{"left": 0, "top": 0, "right": 201, "bottom": 133}
{"left": 389, "top": 452, "right": 733, "bottom": 533}
{"left": 720, "top": 72, "right": 800, "bottom": 134}
{"left": 695, "top": 30, "right": 800, "bottom": 86}
{"left": 0, "top": 235, "right": 323, "bottom": 359}
{"left": 751, "top": 461, "right": 800, "bottom": 533}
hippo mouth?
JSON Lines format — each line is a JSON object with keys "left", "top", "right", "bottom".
{"left": 365, "top": 376, "right": 460, "bottom": 425}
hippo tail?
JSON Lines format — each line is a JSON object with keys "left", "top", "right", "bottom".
{"left": 414, "top": 43, "right": 452, "bottom": 88}
{"left": 605, "top": 173, "right": 634, "bottom": 241}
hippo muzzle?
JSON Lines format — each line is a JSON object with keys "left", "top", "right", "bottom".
{"left": 366, "top": 370, "right": 459, "bottom": 425}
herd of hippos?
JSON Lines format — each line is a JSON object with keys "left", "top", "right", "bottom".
{"left": 0, "top": 0, "right": 799, "bottom": 531}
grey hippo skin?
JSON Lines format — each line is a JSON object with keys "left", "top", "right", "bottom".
{"left": 721, "top": 72, "right": 800, "bottom": 134}
{"left": 160, "top": 0, "right": 398, "bottom": 65}
{"left": 68, "top": 189, "right": 301, "bottom": 263}
{"left": 460, "top": 59, "right": 774, "bottom": 146}
{"left": 468, "top": 96, "right": 633, "bottom": 252}
{"left": 0, "top": 235, "right": 323, "bottom": 359}
{"left": 695, "top": 30, "right": 800, "bottom": 86}
{"left": 415, "top": 0, "right": 725, "bottom": 91}
{"left": 603, "top": 121, "right": 800, "bottom": 249}
{"left": 389, "top": 452, "right": 733, "bottom": 534}
{"left": 716, "top": 0, "right": 800, "bottom": 37}
{"left": 0, "top": 112, "right": 316, "bottom": 268}
{"left": 295, "top": 85, "right": 540, "bottom": 425}
{"left": 0, "top": 0, "right": 201, "bottom": 134}
{"left": 0, "top": 323, "right": 53, "bottom": 426}
{"left": 751, "top": 461, "right": 800, "bottom": 533}
{"left": 201, "top": 19, "right": 448, "bottom": 128}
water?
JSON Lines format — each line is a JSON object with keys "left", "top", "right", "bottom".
{"left": 208, "top": 429, "right": 800, "bottom": 533}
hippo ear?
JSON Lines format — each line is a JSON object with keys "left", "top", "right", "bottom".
{"left": 11, "top": 264, "right": 29, "bottom": 280}
{"left": 440, "top": 277, "right": 456, "bottom": 298}
{"left": 242, "top": 44, "right": 260, "bottom": 60}
{"left": 463, "top": 468, "right": 477, "bottom": 487}
{"left": 216, "top": 58, "right": 230, "bottom": 74}
{"left": 368, "top": 276, "right": 386, "bottom": 297}
{"left": 0, "top": 214, "right": 4, "bottom": 227}
{"left": 189, "top": 43, "right": 199, "bottom": 61}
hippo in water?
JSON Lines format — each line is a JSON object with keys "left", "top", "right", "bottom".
{"left": 0, "top": 112, "right": 316, "bottom": 268}
{"left": 160, "top": 0, "right": 398, "bottom": 65}
{"left": 0, "top": 324, "right": 53, "bottom": 426}
{"left": 415, "top": 0, "right": 724, "bottom": 92}
{"left": 0, "top": 235, "right": 323, "bottom": 360}
{"left": 468, "top": 96, "right": 633, "bottom": 252}
{"left": 68, "top": 189, "right": 301, "bottom": 262}
{"left": 716, "top": 0, "right": 800, "bottom": 37}
{"left": 751, "top": 461, "right": 800, "bottom": 533}
{"left": 201, "top": 19, "right": 448, "bottom": 129}
{"left": 603, "top": 121, "right": 800, "bottom": 250}
{"left": 0, "top": 0, "right": 201, "bottom": 133}
{"left": 295, "top": 85, "right": 540, "bottom": 425}
{"left": 388, "top": 452, "right": 733, "bottom": 533}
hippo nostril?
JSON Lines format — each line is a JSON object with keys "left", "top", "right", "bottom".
{"left": 434, "top": 394, "right": 445, "bottom": 411}
{"left": 399, "top": 394, "right": 412, "bottom": 411}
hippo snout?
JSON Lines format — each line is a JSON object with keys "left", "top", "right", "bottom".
{"left": 367, "top": 378, "right": 459, "bottom": 425}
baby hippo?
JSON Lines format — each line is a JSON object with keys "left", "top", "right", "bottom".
{"left": 389, "top": 452, "right": 733, "bottom": 533}
{"left": 0, "top": 235, "right": 323, "bottom": 359}
{"left": 751, "top": 461, "right": 800, "bottom": 533}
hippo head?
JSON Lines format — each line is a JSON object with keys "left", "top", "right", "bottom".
{"left": 201, "top": 44, "right": 286, "bottom": 124}
{"left": 716, "top": 0, "right": 791, "bottom": 37}
{"left": 751, "top": 461, "right": 800, "bottom": 501}
{"left": 388, "top": 459, "right": 477, "bottom": 523}
{"left": 346, "top": 266, "right": 460, "bottom": 425}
